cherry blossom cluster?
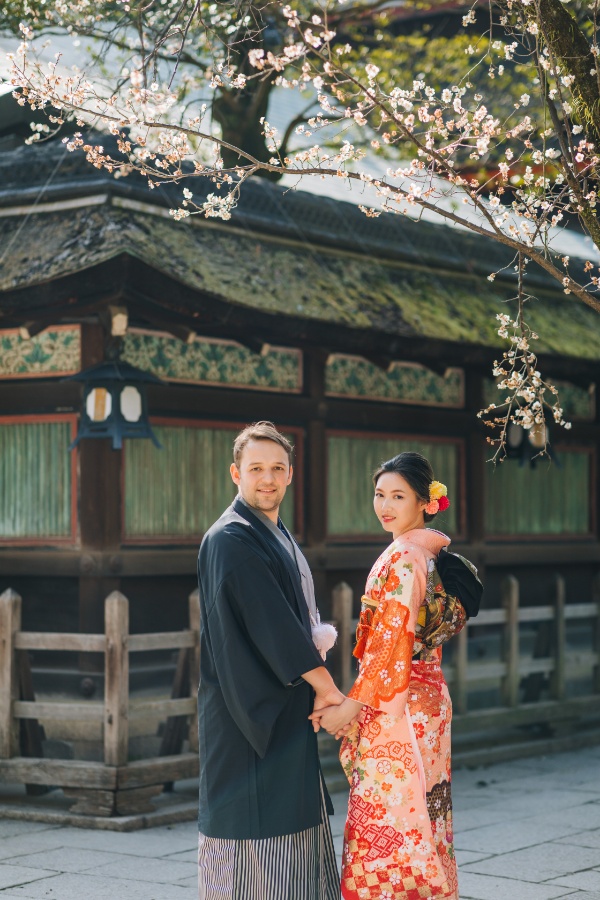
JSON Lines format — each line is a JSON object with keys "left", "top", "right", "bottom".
{"left": 6, "top": 0, "right": 600, "bottom": 459}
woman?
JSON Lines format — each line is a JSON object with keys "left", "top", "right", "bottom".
{"left": 314, "top": 451, "right": 467, "bottom": 900}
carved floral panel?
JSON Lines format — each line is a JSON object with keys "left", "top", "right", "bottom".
{"left": 122, "top": 329, "right": 302, "bottom": 392}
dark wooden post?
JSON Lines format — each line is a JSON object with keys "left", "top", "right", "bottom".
{"left": 594, "top": 573, "right": 600, "bottom": 694}
{"left": 104, "top": 591, "right": 129, "bottom": 767}
{"left": 188, "top": 589, "right": 200, "bottom": 755}
{"left": 304, "top": 349, "right": 329, "bottom": 609}
{"left": 464, "top": 370, "right": 486, "bottom": 572}
{"left": 501, "top": 576, "right": 520, "bottom": 708}
{"left": 78, "top": 323, "right": 122, "bottom": 668}
{"left": 551, "top": 574, "right": 566, "bottom": 701}
{"left": 332, "top": 582, "right": 353, "bottom": 694}
{"left": 0, "top": 589, "right": 21, "bottom": 759}
{"left": 453, "top": 625, "right": 468, "bottom": 715}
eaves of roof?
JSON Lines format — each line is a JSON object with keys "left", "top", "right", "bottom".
{"left": 0, "top": 194, "right": 598, "bottom": 365}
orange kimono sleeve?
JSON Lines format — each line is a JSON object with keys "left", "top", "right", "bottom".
{"left": 348, "top": 554, "right": 426, "bottom": 717}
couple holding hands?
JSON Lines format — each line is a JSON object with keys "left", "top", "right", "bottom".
{"left": 197, "top": 421, "right": 481, "bottom": 900}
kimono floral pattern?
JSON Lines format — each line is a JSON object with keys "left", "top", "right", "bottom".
{"left": 340, "top": 529, "right": 458, "bottom": 900}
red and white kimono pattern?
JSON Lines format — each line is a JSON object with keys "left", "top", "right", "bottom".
{"left": 340, "top": 528, "right": 458, "bottom": 900}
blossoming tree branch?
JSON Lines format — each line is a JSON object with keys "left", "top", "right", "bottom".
{"left": 6, "top": 0, "right": 600, "bottom": 459}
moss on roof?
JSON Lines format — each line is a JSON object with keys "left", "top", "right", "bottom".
{"left": 0, "top": 202, "right": 598, "bottom": 360}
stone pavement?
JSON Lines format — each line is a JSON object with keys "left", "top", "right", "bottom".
{"left": 0, "top": 744, "right": 597, "bottom": 899}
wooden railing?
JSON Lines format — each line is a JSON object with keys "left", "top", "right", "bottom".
{"left": 329, "top": 574, "right": 600, "bottom": 736}
{"left": 0, "top": 588, "right": 200, "bottom": 818}
{"left": 2, "top": 574, "right": 598, "bottom": 817}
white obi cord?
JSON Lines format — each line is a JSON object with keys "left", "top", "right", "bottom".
{"left": 405, "top": 708, "right": 427, "bottom": 802}
{"left": 310, "top": 611, "right": 337, "bottom": 661}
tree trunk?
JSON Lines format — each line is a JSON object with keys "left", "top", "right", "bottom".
{"left": 536, "top": 0, "right": 600, "bottom": 146}
{"left": 213, "top": 85, "right": 281, "bottom": 180}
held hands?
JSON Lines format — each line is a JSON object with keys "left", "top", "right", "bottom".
{"left": 309, "top": 697, "right": 363, "bottom": 738}
{"left": 310, "top": 686, "right": 346, "bottom": 733}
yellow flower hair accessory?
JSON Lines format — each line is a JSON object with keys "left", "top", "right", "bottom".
{"left": 429, "top": 481, "right": 447, "bottom": 501}
{"left": 426, "top": 481, "right": 450, "bottom": 515}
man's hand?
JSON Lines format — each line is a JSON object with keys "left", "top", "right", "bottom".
{"left": 310, "top": 687, "right": 345, "bottom": 732}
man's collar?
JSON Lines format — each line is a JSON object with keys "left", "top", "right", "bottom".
{"left": 236, "top": 494, "right": 284, "bottom": 533}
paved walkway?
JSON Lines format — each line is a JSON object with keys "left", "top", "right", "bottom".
{"left": 0, "top": 745, "right": 598, "bottom": 899}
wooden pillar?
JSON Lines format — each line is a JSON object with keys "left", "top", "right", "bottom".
{"left": 551, "top": 574, "right": 566, "bottom": 701}
{"left": 594, "top": 574, "right": 600, "bottom": 694}
{"left": 78, "top": 323, "right": 122, "bottom": 667}
{"left": 453, "top": 625, "right": 468, "bottom": 716}
{"left": 332, "top": 582, "right": 353, "bottom": 694}
{"left": 0, "top": 589, "right": 21, "bottom": 759}
{"left": 304, "top": 349, "right": 328, "bottom": 549}
{"left": 188, "top": 589, "right": 200, "bottom": 755}
{"left": 104, "top": 591, "right": 129, "bottom": 767}
{"left": 464, "top": 369, "right": 486, "bottom": 555}
{"left": 501, "top": 575, "right": 520, "bottom": 708}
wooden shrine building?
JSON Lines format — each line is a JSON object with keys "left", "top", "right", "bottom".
{"left": 0, "top": 129, "right": 599, "bottom": 736}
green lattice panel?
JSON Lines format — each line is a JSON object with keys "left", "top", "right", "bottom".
{"left": 485, "top": 450, "right": 591, "bottom": 535}
{"left": 124, "top": 424, "right": 295, "bottom": 539}
{"left": 0, "top": 420, "right": 73, "bottom": 539}
{"left": 327, "top": 434, "right": 459, "bottom": 536}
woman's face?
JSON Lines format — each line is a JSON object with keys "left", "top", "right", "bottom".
{"left": 374, "top": 471, "right": 428, "bottom": 539}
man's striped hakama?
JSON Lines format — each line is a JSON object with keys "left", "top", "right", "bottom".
{"left": 198, "top": 793, "right": 339, "bottom": 900}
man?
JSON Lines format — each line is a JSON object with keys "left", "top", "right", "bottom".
{"left": 197, "top": 421, "right": 343, "bottom": 900}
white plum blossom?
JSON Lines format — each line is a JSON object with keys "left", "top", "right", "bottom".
{"left": 8, "top": 0, "right": 595, "bottom": 462}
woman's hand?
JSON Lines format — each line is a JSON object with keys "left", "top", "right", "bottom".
{"left": 310, "top": 698, "right": 363, "bottom": 737}
{"left": 335, "top": 718, "right": 360, "bottom": 740}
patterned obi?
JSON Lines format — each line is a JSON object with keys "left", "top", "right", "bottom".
{"left": 353, "top": 560, "right": 467, "bottom": 663}
{"left": 413, "top": 561, "right": 466, "bottom": 660}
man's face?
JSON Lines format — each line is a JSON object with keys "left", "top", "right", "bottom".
{"left": 230, "top": 439, "right": 293, "bottom": 521}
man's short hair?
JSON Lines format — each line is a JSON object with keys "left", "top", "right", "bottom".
{"left": 233, "top": 421, "right": 294, "bottom": 467}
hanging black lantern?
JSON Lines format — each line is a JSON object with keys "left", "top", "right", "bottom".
{"left": 505, "top": 418, "right": 558, "bottom": 467}
{"left": 64, "top": 361, "right": 164, "bottom": 450}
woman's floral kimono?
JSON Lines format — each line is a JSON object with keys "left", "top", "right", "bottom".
{"left": 340, "top": 528, "right": 459, "bottom": 900}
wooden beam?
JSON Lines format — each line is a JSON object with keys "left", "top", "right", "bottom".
{"left": 453, "top": 694, "right": 598, "bottom": 735}
{"left": 0, "top": 758, "right": 117, "bottom": 788}
{"left": 128, "top": 631, "right": 196, "bottom": 653}
{"left": 115, "top": 784, "right": 163, "bottom": 815}
{"left": 1, "top": 540, "right": 600, "bottom": 581}
{"left": 116, "top": 753, "right": 199, "bottom": 790}
{"left": 63, "top": 788, "right": 115, "bottom": 817}
{"left": 14, "top": 701, "right": 103, "bottom": 721}
{"left": 15, "top": 633, "right": 106, "bottom": 653}
{"left": 18, "top": 321, "right": 47, "bottom": 340}
{"left": 129, "top": 698, "right": 196, "bottom": 719}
